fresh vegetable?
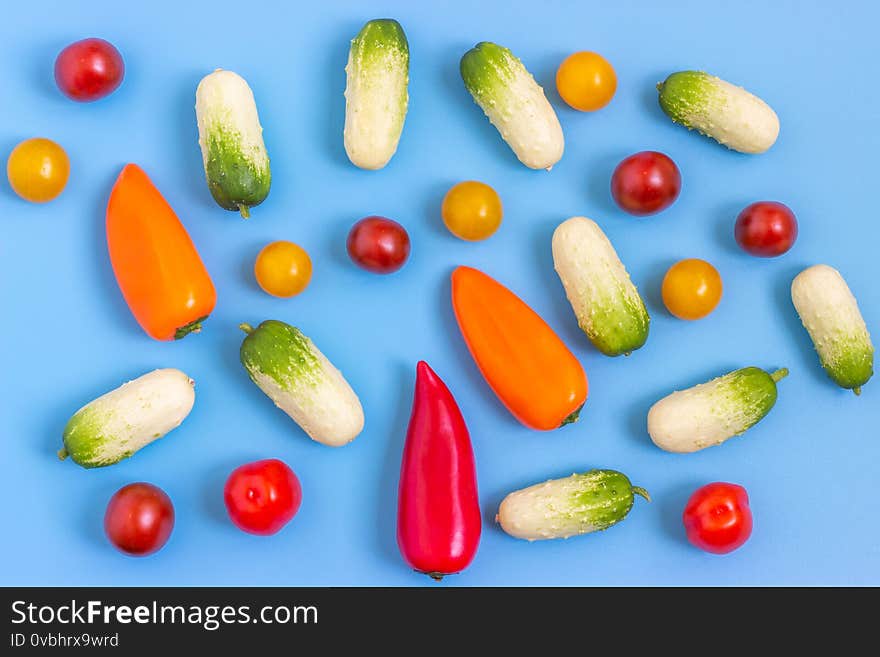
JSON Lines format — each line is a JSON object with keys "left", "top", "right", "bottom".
{"left": 397, "top": 362, "right": 481, "bottom": 580}
{"left": 552, "top": 217, "right": 650, "bottom": 356}
{"left": 683, "top": 483, "right": 752, "bottom": 554}
{"left": 196, "top": 69, "right": 271, "bottom": 218}
{"left": 254, "top": 240, "right": 312, "bottom": 298}
{"left": 497, "top": 469, "right": 649, "bottom": 541}
{"left": 441, "top": 180, "right": 503, "bottom": 241}
{"left": 791, "top": 265, "right": 873, "bottom": 394}
{"left": 555, "top": 51, "right": 616, "bottom": 112}
{"left": 344, "top": 19, "right": 409, "bottom": 170}
{"left": 104, "top": 483, "right": 174, "bottom": 556}
{"left": 6, "top": 138, "right": 70, "bottom": 203}
{"left": 59, "top": 368, "right": 195, "bottom": 469}
{"left": 657, "top": 71, "right": 779, "bottom": 154}
{"left": 460, "top": 42, "right": 564, "bottom": 170}
{"left": 648, "top": 366, "right": 787, "bottom": 453}
{"left": 54, "top": 37, "right": 124, "bottom": 102}
{"left": 735, "top": 201, "right": 797, "bottom": 257}
{"left": 224, "top": 459, "right": 302, "bottom": 536}
{"left": 611, "top": 151, "right": 681, "bottom": 216}
{"left": 106, "top": 164, "right": 216, "bottom": 340}
{"left": 661, "top": 258, "right": 722, "bottom": 320}
{"left": 451, "top": 266, "right": 588, "bottom": 430}
{"left": 239, "top": 320, "right": 364, "bottom": 446}
{"left": 346, "top": 216, "right": 410, "bottom": 274}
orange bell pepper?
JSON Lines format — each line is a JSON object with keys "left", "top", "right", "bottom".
{"left": 451, "top": 266, "right": 588, "bottom": 430}
{"left": 106, "top": 164, "right": 216, "bottom": 340}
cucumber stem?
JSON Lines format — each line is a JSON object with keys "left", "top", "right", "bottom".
{"left": 771, "top": 368, "right": 789, "bottom": 383}
{"left": 57, "top": 448, "right": 68, "bottom": 461}
{"left": 632, "top": 486, "right": 651, "bottom": 503}
{"left": 238, "top": 204, "right": 250, "bottom": 219}
{"left": 239, "top": 323, "right": 254, "bottom": 335}
{"left": 854, "top": 387, "right": 862, "bottom": 396}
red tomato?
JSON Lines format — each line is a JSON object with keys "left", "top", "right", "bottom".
{"left": 611, "top": 151, "right": 681, "bottom": 215}
{"left": 224, "top": 459, "right": 302, "bottom": 535}
{"left": 734, "top": 201, "right": 798, "bottom": 257}
{"left": 54, "top": 38, "right": 124, "bottom": 102}
{"left": 346, "top": 216, "right": 411, "bottom": 274}
{"left": 682, "top": 482, "right": 753, "bottom": 554}
{"left": 104, "top": 483, "right": 174, "bottom": 557}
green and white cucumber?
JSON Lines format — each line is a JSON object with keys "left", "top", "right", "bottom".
{"left": 497, "top": 469, "right": 649, "bottom": 541}
{"left": 648, "top": 366, "right": 787, "bottom": 453}
{"left": 239, "top": 320, "right": 364, "bottom": 447}
{"left": 791, "top": 264, "right": 873, "bottom": 394}
{"left": 460, "top": 42, "right": 564, "bottom": 170}
{"left": 552, "top": 216, "right": 649, "bottom": 356}
{"left": 59, "top": 368, "right": 195, "bottom": 469}
{"left": 657, "top": 71, "right": 779, "bottom": 154}
{"left": 343, "top": 19, "right": 409, "bottom": 170}
{"left": 196, "top": 69, "right": 271, "bottom": 218}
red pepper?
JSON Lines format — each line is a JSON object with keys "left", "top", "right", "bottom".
{"left": 397, "top": 361, "right": 481, "bottom": 580}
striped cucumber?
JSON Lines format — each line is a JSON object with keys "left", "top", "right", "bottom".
{"left": 791, "top": 264, "right": 873, "bottom": 394}
{"left": 344, "top": 19, "right": 409, "bottom": 170}
{"left": 552, "top": 216, "right": 649, "bottom": 356}
{"left": 196, "top": 69, "right": 270, "bottom": 218}
{"left": 648, "top": 366, "right": 787, "bottom": 453}
{"left": 497, "top": 469, "right": 649, "bottom": 541}
{"left": 59, "top": 369, "right": 195, "bottom": 469}
{"left": 239, "top": 320, "right": 364, "bottom": 447}
{"left": 657, "top": 71, "right": 779, "bottom": 154}
{"left": 460, "top": 42, "right": 564, "bottom": 170}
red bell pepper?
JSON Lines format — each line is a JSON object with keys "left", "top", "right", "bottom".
{"left": 397, "top": 361, "right": 481, "bottom": 580}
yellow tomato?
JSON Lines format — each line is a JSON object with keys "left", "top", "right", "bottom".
{"left": 254, "top": 241, "right": 312, "bottom": 298}
{"left": 441, "top": 181, "right": 502, "bottom": 241}
{"left": 7, "top": 138, "right": 70, "bottom": 203}
{"left": 555, "top": 51, "right": 617, "bottom": 112}
{"left": 662, "top": 259, "right": 723, "bottom": 320}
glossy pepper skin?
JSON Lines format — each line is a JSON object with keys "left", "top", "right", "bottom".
{"left": 397, "top": 361, "right": 481, "bottom": 580}
{"left": 106, "top": 164, "right": 216, "bottom": 340}
{"left": 451, "top": 266, "right": 588, "bottom": 430}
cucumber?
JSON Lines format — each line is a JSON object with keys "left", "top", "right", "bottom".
{"left": 460, "top": 42, "right": 564, "bottom": 170}
{"left": 344, "top": 19, "right": 409, "bottom": 170}
{"left": 791, "top": 264, "right": 873, "bottom": 394}
{"left": 497, "top": 469, "right": 649, "bottom": 541}
{"left": 552, "top": 216, "right": 649, "bottom": 356}
{"left": 59, "top": 369, "right": 195, "bottom": 469}
{"left": 648, "top": 366, "right": 787, "bottom": 453}
{"left": 196, "top": 69, "right": 271, "bottom": 218}
{"left": 657, "top": 71, "right": 779, "bottom": 154}
{"left": 239, "top": 320, "right": 364, "bottom": 447}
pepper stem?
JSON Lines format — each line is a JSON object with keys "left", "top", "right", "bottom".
{"left": 175, "top": 316, "right": 208, "bottom": 340}
{"left": 771, "top": 368, "right": 789, "bottom": 383}
{"left": 426, "top": 572, "right": 445, "bottom": 582}
{"left": 239, "top": 323, "right": 254, "bottom": 335}
{"left": 57, "top": 448, "right": 68, "bottom": 461}
{"left": 632, "top": 486, "right": 651, "bottom": 502}
{"left": 560, "top": 403, "right": 584, "bottom": 427}
{"left": 854, "top": 386, "right": 862, "bottom": 396}
{"left": 238, "top": 204, "right": 250, "bottom": 219}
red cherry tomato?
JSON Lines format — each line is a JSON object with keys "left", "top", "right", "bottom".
{"left": 611, "top": 151, "right": 681, "bottom": 215}
{"left": 682, "top": 482, "right": 753, "bottom": 554}
{"left": 104, "top": 483, "right": 174, "bottom": 557}
{"left": 54, "top": 38, "right": 125, "bottom": 102}
{"left": 346, "top": 216, "right": 411, "bottom": 274}
{"left": 734, "top": 201, "right": 798, "bottom": 257}
{"left": 224, "top": 459, "right": 302, "bottom": 536}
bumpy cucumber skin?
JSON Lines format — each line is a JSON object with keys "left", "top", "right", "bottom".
{"left": 460, "top": 42, "right": 564, "bottom": 170}
{"left": 60, "top": 369, "right": 195, "bottom": 468}
{"left": 196, "top": 69, "right": 271, "bottom": 218}
{"left": 344, "top": 19, "right": 409, "bottom": 170}
{"left": 657, "top": 71, "right": 779, "bottom": 154}
{"left": 497, "top": 469, "right": 649, "bottom": 541}
{"left": 240, "top": 320, "right": 364, "bottom": 447}
{"left": 791, "top": 265, "right": 873, "bottom": 393}
{"left": 648, "top": 367, "right": 786, "bottom": 453}
{"left": 552, "top": 217, "right": 649, "bottom": 356}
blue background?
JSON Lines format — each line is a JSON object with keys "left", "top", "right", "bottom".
{"left": 2, "top": 0, "right": 877, "bottom": 586}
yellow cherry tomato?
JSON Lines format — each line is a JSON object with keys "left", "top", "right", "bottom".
{"left": 441, "top": 181, "right": 503, "bottom": 241}
{"left": 662, "top": 259, "right": 723, "bottom": 320}
{"left": 254, "top": 241, "right": 313, "bottom": 298}
{"left": 555, "top": 51, "right": 617, "bottom": 112}
{"left": 6, "top": 138, "right": 70, "bottom": 203}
